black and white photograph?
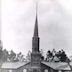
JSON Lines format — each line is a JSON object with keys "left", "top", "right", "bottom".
{"left": 1, "top": 0, "right": 72, "bottom": 72}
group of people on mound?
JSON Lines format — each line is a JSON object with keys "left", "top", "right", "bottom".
{"left": 46, "top": 49, "right": 70, "bottom": 62}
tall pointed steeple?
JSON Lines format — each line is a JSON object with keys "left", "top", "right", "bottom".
{"left": 34, "top": 15, "right": 38, "bottom": 37}
{"left": 31, "top": 1, "right": 41, "bottom": 67}
{"left": 33, "top": 2, "right": 39, "bottom": 37}
{"left": 32, "top": 2, "right": 40, "bottom": 52}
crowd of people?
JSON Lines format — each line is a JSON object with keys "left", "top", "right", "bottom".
{"left": 46, "top": 49, "right": 70, "bottom": 62}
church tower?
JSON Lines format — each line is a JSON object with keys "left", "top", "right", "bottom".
{"left": 32, "top": 14, "right": 39, "bottom": 53}
{"left": 31, "top": 14, "right": 41, "bottom": 66}
{"left": 30, "top": 4, "right": 41, "bottom": 72}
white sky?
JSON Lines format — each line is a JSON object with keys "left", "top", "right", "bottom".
{"left": 1, "top": 0, "right": 72, "bottom": 56}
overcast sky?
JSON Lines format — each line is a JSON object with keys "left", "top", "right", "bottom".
{"left": 1, "top": 0, "right": 72, "bottom": 56}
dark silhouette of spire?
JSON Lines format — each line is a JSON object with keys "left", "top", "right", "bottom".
{"left": 31, "top": 2, "right": 41, "bottom": 66}
{"left": 32, "top": 2, "right": 40, "bottom": 52}
{"left": 34, "top": 15, "right": 38, "bottom": 37}
{"left": 33, "top": 2, "right": 39, "bottom": 37}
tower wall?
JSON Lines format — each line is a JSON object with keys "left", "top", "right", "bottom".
{"left": 32, "top": 37, "right": 40, "bottom": 52}
{"left": 30, "top": 9, "right": 41, "bottom": 72}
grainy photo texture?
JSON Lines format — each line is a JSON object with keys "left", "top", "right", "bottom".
{"left": 1, "top": 0, "right": 72, "bottom": 72}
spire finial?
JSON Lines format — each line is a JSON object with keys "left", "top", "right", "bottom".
{"left": 36, "top": 0, "right": 38, "bottom": 17}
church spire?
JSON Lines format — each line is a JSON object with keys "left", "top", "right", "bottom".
{"left": 34, "top": 15, "right": 38, "bottom": 37}
{"left": 33, "top": 2, "right": 39, "bottom": 37}
{"left": 32, "top": 2, "right": 40, "bottom": 52}
{"left": 31, "top": 1, "right": 41, "bottom": 66}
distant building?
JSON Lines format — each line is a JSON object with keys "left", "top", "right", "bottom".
{"left": 1, "top": 6, "right": 72, "bottom": 72}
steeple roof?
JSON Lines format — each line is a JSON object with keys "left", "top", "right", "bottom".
{"left": 33, "top": 2, "right": 39, "bottom": 37}
{"left": 34, "top": 15, "right": 38, "bottom": 37}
